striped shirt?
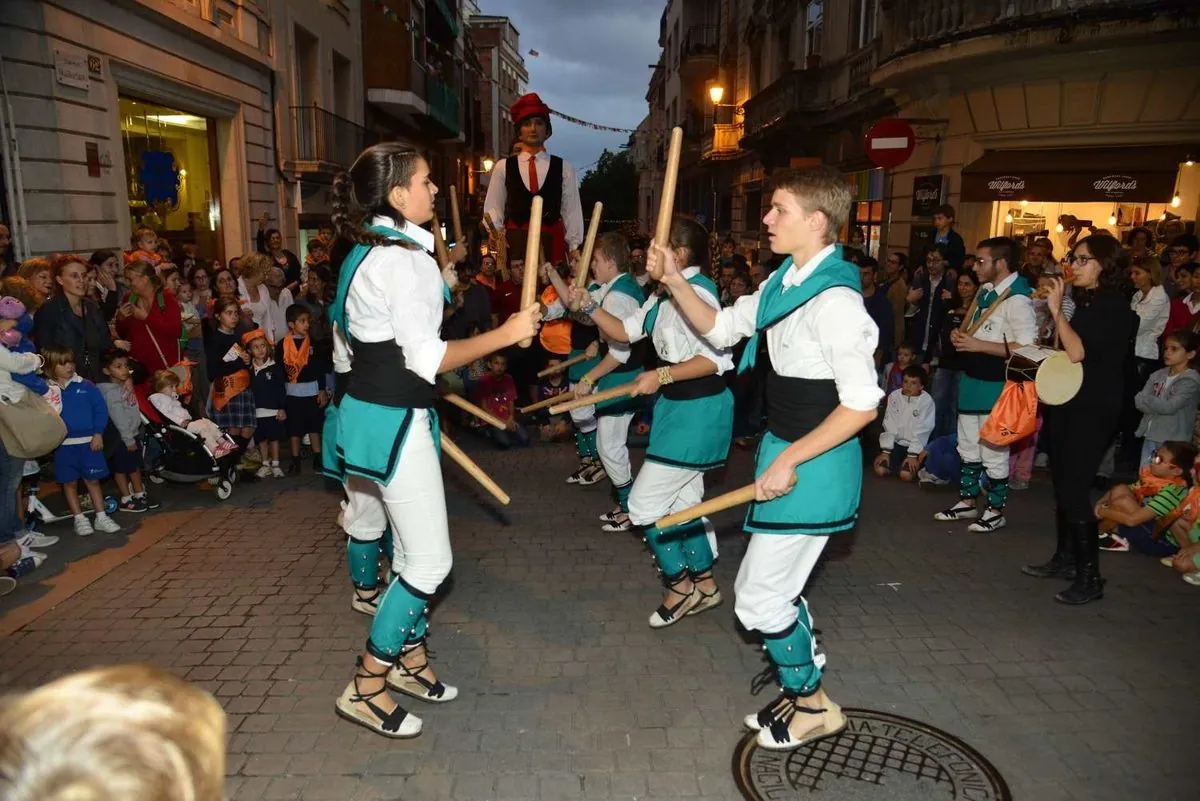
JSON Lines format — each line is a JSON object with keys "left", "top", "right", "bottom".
{"left": 1146, "top": 482, "right": 1189, "bottom": 518}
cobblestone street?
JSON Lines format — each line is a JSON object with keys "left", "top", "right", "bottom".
{"left": 1, "top": 442, "right": 1197, "bottom": 801}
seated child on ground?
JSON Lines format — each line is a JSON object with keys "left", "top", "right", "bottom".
{"left": 535, "top": 357, "right": 572, "bottom": 442}
{"left": 1095, "top": 441, "right": 1197, "bottom": 553}
{"left": 149, "top": 370, "right": 234, "bottom": 457}
{"left": 874, "top": 365, "right": 935, "bottom": 482}
{"left": 473, "top": 353, "right": 529, "bottom": 449}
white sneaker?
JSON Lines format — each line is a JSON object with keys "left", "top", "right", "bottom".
{"left": 968, "top": 508, "right": 1007, "bottom": 533}
{"left": 1184, "top": 571, "right": 1200, "bottom": 586}
{"left": 934, "top": 501, "right": 978, "bottom": 522}
{"left": 918, "top": 468, "right": 951, "bottom": 486}
{"left": 93, "top": 513, "right": 121, "bottom": 534}
{"left": 19, "top": 531, "right": 59, "bottom": 549}
{"left": 73, "top": 514, "right": 95, "bottom": 537}
{"left": 0, "top": 576, "right": 16, "bottom": 595}
{"left": 270, "top": 462, "right": 285, "bottom": 478}
{"left": 255, "top": 464, "right": 273, "bottom": 479}
{"left": 22, "top": 460, "right": 40, "bottom": 477}
{"left": 17, "top": 539, "right": 46, "bottom": 567}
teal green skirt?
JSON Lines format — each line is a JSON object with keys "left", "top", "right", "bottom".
{"left": 645, "top": 390, "right": 733, "bottom": 472}
{"left": 596, "top": 368, "right": 644, "bottom": 416}
{"left": 331, "top": 397, "right": 437, "bottom": 485}
{"left": 321, "top": 403, "right": 344, "bottom": 481}
{"left": 958, "top": 375, "right": 1003, "bottom": 415}
{"left": 744, "top": 431, "right": 862, "bottom": 535}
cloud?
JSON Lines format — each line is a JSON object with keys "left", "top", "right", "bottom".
{"left": 476, "top": 0, "right": 659, "bottom": 173}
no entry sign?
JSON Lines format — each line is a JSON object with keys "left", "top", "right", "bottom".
{"left": 866, "top": 118, "right": 916, "bottom": 169}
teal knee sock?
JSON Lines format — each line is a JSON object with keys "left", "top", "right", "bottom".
{"left": 642, "top": 525, "right": 686, "bottom": 579}
{"left": 583, "top": 429, "right": 598, "bottom": 459}
{"left": 574, "top": 430, "right": 587, "bottom": 459}
{"left": 960, "top": 461, "right": 983, "bottom": 500}
{"left": 346, "top": 537, "right": 381, "bottom": 590}
{"left": 615, "top": 481, "right": 632, "bottom": 513}
{"left": 762, "top": 602, "right": 822, "bottom": 696}
{"left": 986, "top": 476, "right": 1009, "bottom": 510}
{"left": 366, "top": 576, "right": 433, "bottom": 662}
{"left": 679, "top": 520, "right": 714, "bottom": 574}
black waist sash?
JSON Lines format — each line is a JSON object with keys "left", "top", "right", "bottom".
{"left": 345, "top": 337, "right": 437, "bottom": 408}
{"left": 333, "top": 370, "right": 351, "bottom": 406}
{"left": 959, "top": 351, "right": 1006, "bottom": 383}
{"left": 570, "top": 318, "right": 599, "bottom": 350}
{"left": 765, "top": 367, "right": 840, "bottom": 442}
{"left": 660, "top": 363, "right": 726, "bottom": 401}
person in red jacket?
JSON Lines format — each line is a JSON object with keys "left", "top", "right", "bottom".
{"left": 116, "top": 260, "right": 183, "bottom": 389}
{"left": 1163, "top": 264, "right": 1200, "bottom": 337}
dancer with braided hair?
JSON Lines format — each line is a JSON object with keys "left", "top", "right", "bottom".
{"left": 326, "top": 143, "right": 542, "bottom": 738}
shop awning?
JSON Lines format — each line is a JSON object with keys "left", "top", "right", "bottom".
{"left": 960, "top": 145, "right": 1193, "bottom": 203}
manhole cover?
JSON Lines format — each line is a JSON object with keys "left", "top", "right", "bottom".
{"left": 733, "top": 708, "right": 1011, "bottom": 800}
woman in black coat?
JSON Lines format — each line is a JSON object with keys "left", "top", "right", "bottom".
{"left": 33, "top": 254, "right": 122, "bottom": 383}
{"left": 1023, "top": 235, "right": 1137, "bottom": 605}
{"left": 256, "top": 216, "right": 302, "bottom": 294}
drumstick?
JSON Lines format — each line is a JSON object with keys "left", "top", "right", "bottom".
{"left": 519, "top": 196, "right": 543, "bottom": 348}
{"left": 573, "top": 202, "right": 604, "bottom": 289}
{"left": 654, "top": 127, "right": 684, "bottom": 248}
{"left": 442, "top": 392, "right": 505, "bottom": 430}
{"left": 431, "top": 212, "right": 451, "bottom": 268}
{"left": 440, "top": 433, "right": 511, "bottom": 505}
{"left": 518, "top": 391, "right": 571, "bottom": 414}
{"left": 536, "top": 351, "right": 590, "bottom": 378}
{"left": 549, "top": 381, "right": 636, "bottom": 415}
{"left": 656, "top": 485, "right": 757, "bottom": 529}
{"left": 449, "top": 185, "right": 464, "bottom": 245}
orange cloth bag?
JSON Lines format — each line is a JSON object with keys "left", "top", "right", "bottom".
{"left": 980, "top": 380, "right": 1039, "bottom": 447}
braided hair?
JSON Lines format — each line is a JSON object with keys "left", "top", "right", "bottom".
{"left": 331, "top": 142, "right": 425, "bottom": 251}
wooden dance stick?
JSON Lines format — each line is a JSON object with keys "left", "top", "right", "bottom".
{"left": 653, "top": 127, "right": 684, "bottom": 247}
{"left": 536, "top": 351, "right": 590, "bottom": 378}
{"left": 518, "top": 196, "right": 543, "bottom": 348}
{"left": 572, "top": 202, "right": 604, "bottom": 289}
{"left": 481, "top": 216, "right": 509, "bottom": 281}
{"left": 548, "top": 381, "right": 636, "bottom": 415}
{"left": 442, "top": 392, "right": 505, "bottom": 430}
{"left": 440, "top": 433, "right": 511, "bottom": 505}
{"left": 518, "top": 391, "right": 571, "bottom": 414}
{"left": 656, "top": 485, "right": 757, "bottom": 529}
{"left": 449, "top": 185, "right": 464, "bottom": 244}
{"left": 431, "top": 212, "right": 451, "bottom": 268}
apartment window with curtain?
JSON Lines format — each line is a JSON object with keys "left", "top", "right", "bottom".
{"left": 851, "top": 0, "right": 879, "bottom": 49}
{"left": 805, "top": 1, "right": 823, "bottom": 59}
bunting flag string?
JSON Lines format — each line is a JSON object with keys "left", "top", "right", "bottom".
{"left": 370, "top": 0, "right": 638, "bottom": 135}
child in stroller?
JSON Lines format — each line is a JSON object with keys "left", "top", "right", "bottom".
{"left": 141, "top": 372, "right": 240, "bottom": 500}
{"left": 148, "top": 371, "right": 236, "bottom": 458}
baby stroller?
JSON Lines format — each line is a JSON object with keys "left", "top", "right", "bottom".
{"left": 136, "top": 391, "right": 241, "bottom": 501}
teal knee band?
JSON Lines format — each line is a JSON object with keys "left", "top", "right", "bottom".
{"left": 987, "top": 477, "right": 1009, "bottom": 510}
{"left": 680, "top": 520, "right": 714, "bottom": 574}
{"left": 366, "top": 576, "right": 433, "bottom": 661}
{"left": 615, "top": 482, "right": 632, "bottom": 513}
{"left": 762, "top": 612, "right": 822, "bottom": 696}
{"left": 574, "top": 431, "right": 587, "bottom": 458}
{"left": 584, "top": 429, "right": 598, "bottom": 458}
{"left": 642, "top": 526, "right": 686, "bottom": 579}
{"left": 960, "top": 461, "right": 983, "bottom": 499}
{"left": 406, "top": 614, "right": 428, "bottom": 645}
{"left": 347, "top": 537, "right": 381, "bottom": 590}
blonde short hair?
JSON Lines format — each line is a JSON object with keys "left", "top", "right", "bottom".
{"left": 1134, "top": 255, "right": 1163, "bottom": 287}
{"left": 0, "top": 664, "right": 227, "bottom": 801}
{"left": 769, "top": 165, "right": 854, "bottom": 245}
{"left": 237, "top": 251, "right": 271, "bottom": 283}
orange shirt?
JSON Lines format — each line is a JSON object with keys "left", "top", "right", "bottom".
{"left": 539, "top": 285, "right": 571, "bottom": 355}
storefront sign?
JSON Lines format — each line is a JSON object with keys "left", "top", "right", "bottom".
{"left": 1094, "top": 174, "right": 1138, "bottom": 198}
{"left": 54, "top": 50, "right": 89, "bottom": 90}
{"left": 962, "top": 147, "right": 1182, "bottom": 202}
{"left": 911, "top": 174, "right": 944, "bottom": 216}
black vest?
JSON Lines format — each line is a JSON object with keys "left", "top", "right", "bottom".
{"left": 344, "top": 337, "right": 437, "bottom": 409}
{"left": 505, "top": 155, "right": 564, "bottom": 226}
{"left": 764, "top": 367, "right": 841, "bottom": 443}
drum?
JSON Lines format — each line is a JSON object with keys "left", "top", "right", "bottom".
{"left": 1005, "top": 346, "right": 1082, "bottom": 406}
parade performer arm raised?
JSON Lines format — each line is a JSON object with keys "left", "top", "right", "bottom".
{"left": 327, "top": 143, "right": 540, "bottom": 742}
{"left": 647, "top": 167, "right": 882, "bottom": 752}
{"left": 483, "top": 93, "right": 583, "bottom": 264}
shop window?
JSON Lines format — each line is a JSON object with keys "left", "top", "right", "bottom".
{"left": 850, "top": 200, "right": 884, "bottom": 260}
{"left": 120, "top": 96, "right": 221, "bottom": 263}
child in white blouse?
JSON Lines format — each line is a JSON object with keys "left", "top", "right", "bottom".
{"left": 148, "top": 370, "right": 234, "bottom": 457}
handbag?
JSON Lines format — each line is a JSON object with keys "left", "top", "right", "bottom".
{"left": 0, "top": 390, "right": 68, "bottom": 459}
{"left": 143, "top": 295, "right": 195, "bottom": 399}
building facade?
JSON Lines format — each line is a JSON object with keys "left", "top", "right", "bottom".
{"left": 0, "top": 0, "right": 282, "bottom": 263}
{"left": 467, "top": 12, "right": 528, "bottom": 165}
{"left": 639, "top": 0, "right": 1200, "bottom": 264}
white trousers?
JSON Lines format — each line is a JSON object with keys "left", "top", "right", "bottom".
{"left": 596, "top": 412, "right": 634, "bottom": 486}
{"left": 626, "top": 460, "right": 718, "bottom": 558}
{"left": 957, "top": 413, "right": 1009, "bottom": 479}
{"left": 341, "top": 410, "right": 452, "bottom": 595}
{"left": 734, "top": 534, "right": 827, "bottom": 634}
{"left": 567, "top": 383, "right": 597, "bottom": 434}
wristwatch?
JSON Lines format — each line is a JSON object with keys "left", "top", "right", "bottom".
{"left": 580, "top": 298, "right": 599, "bottom": 315}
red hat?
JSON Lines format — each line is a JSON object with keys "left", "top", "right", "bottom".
{"left": 511, "top": 93, "right": 552, "bottom": 136}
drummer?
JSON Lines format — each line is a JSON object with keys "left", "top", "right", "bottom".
{"left": 933, "top": 237, "right": 1036, "bottom": 533}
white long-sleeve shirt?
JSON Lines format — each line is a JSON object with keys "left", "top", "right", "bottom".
{"left": 1131, "top": 284, "right": 1169, "bottom": 360}
{"left": 483, "top": 151, "right": 584, "bottom": 250}
{"left": 341, "top": 217, "right": 445, "bottom": 384}
{"left": 879, "top": 389, "right": 936, "bottom": 454}
{"left": 970, "top": 271, "right": 1037, "bottom": 347}
{"left": 705, "top": 244, "right": 883, "bottom": 412}
{"left": 544, "top": 272, "right": 643, "bottom": 364}
{"left": 623, "top": 267, "right": 733, "bottom": 373}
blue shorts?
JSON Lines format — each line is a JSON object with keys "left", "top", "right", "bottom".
{"left": 110, "top": 438, "right": 144, "bottom": 475}
{"left": 55, "top": 442, "right": 110, "bottom": 483}
{"left": 1118, "top": 522, "right": 1178, "bottom": 557}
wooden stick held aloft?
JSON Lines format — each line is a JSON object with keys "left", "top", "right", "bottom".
{"left": 431, "top": 212, "right": 450, "bottom": 268}
{"left": 440, "top": 433, "right": 511, "bottom": 505}
{"left": 519, "top": 391, "right": 571, "bottom": 414}
{"left": 573, "top": 202, "right": 604, "bottom": 289}
{"left": 549, "top": 381, "right": 636, "bottom": 415}
{"left": 449, "top": 185, "right": 464, "bottom": 245}
{"left": 656, "top": 485, "right": 757, "bottom": 529}
{"left": 654, "top": 127, "right": 684, "bottom": 248}
{"left": 536, "top": 351, "right": 590, "bottom": 378}
{"left": 481, "top": 216, "right": 509, "bottom": 281}
{"left": 519, "top": 196, "right": 543, "bottom": 349}
{"left": 443, "top": 392, "right": 505, "bottom": 430}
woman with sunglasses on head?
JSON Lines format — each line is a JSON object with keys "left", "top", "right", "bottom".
{"left": 1023, "top": 236, "right": 1137, "bottom": 604}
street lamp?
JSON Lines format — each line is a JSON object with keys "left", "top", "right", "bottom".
{"left": 482, "top": 157, "right": 495, "bottom": 173}
{"left": 709, "top": 84, "right": 725, "bottom": 105}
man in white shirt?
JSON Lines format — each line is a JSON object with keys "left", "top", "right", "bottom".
{"left": 483, "top": 93, "right": 583, "bottom": 266}
{"left": 647, "top": 166, "right": 881, "bottom": 752}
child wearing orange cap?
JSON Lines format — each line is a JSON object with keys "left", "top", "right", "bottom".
{"left": 245, "top": 328, "right": 287, "bottom": 478}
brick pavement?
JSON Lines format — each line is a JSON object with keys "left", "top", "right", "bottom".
{"left": 1, "top": 441, "right": 1197, "bottom": 801}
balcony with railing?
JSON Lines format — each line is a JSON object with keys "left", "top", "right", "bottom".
{"left": 679, "top": 24, "right": 719, "bottom": 77}
{"left": 288, "top": 106, "right": 370, "bottom": 178}
{"left": 701, "top": 123, "right": 743, "bottom": 161}
{"left": 426, "top": 75, "right": 460, "bottom": 139}
{"left": 740, "top": 69, "right": 824, "bottom": 145}
{"left": 879, "top": 0, "right": 1193, "bottom": 78}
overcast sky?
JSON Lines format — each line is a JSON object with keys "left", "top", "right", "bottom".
{"left": 478, "top": 0, "right": 661, "bottom": 174}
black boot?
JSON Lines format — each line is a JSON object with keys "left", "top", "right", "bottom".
{"left": 1021, "top": 506, "right": 1076, "bottom": 579}
{"left": 1055, "top": 520, "right": 1104, "bottom": 605}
